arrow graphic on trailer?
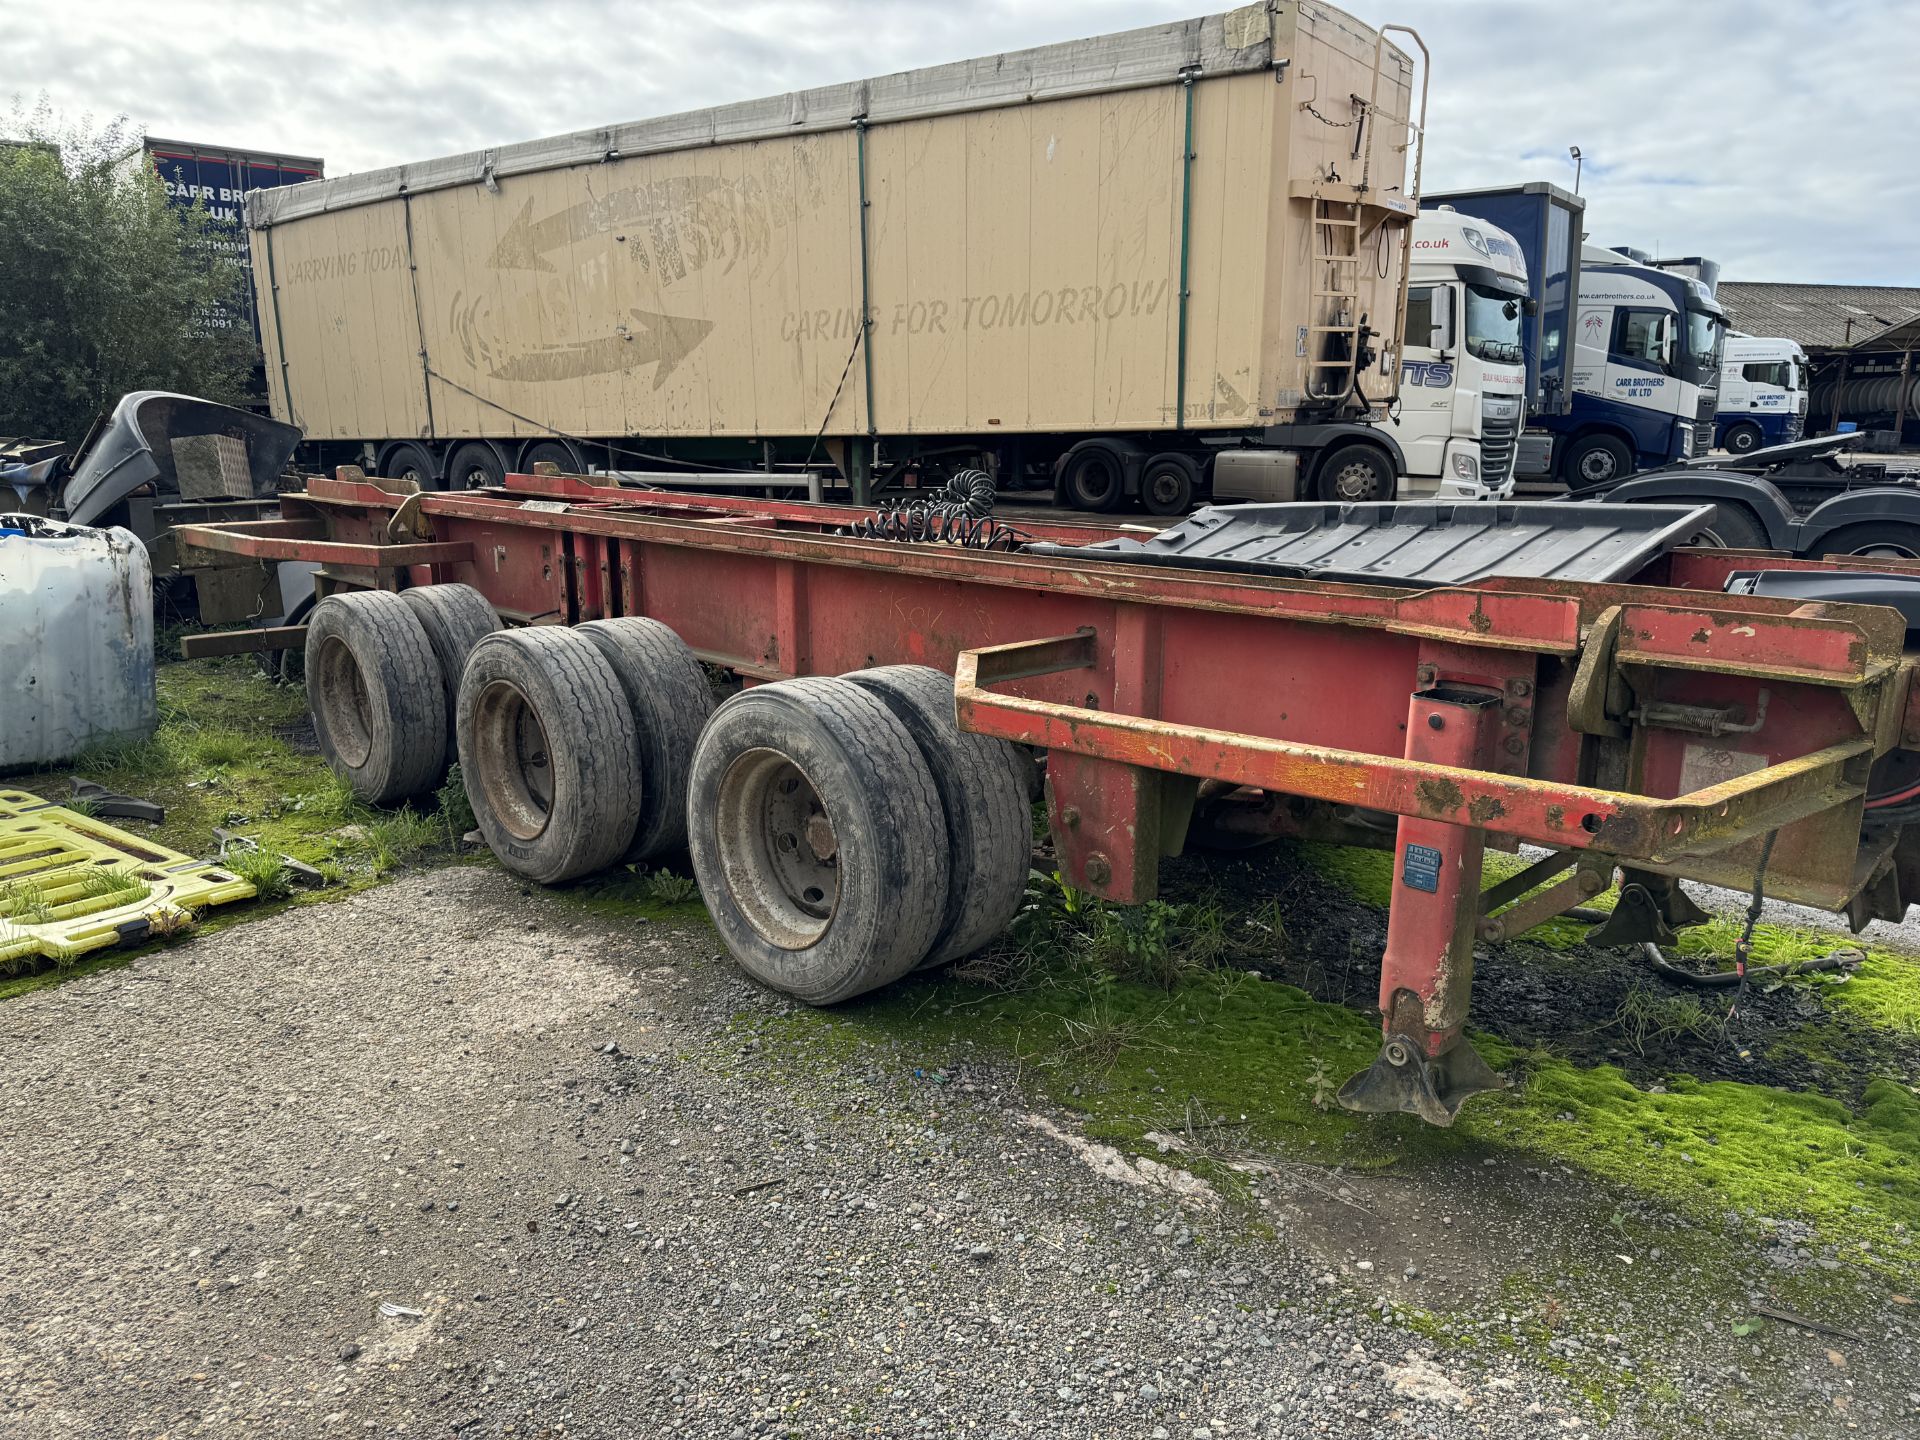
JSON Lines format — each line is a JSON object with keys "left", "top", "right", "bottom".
{"left": 452, "top": 295, "right": 713, "bottom": 386}
{"left": 487, "top": 175, "right": 782, "bottom": 281}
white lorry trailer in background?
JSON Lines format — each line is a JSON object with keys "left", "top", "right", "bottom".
{"left": 1717, "top": 335, "right": 1808, "bottom": 454}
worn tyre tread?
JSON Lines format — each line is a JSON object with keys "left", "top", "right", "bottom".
{"left": 847, "top": 665, "right": 1031, "bottom": 967}
{"left": 577, "top": 618, "right": 715, "bottom": 860}
{"left": 304, "top": 590, "right": 446, "bottom": 804}
{"left": 456, "top": 627, "right": 641, "bottom": 885}
{"left": 401, "top": 584, "right": 501, "bottom": 771}
{"left": 688, "top": 676, "right": 948, "bottom": 1005}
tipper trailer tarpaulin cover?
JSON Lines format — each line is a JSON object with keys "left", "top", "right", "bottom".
{"left": 244, "top": 4, "right": 1417, "bottom": 477}
{"left": 179, "top": 472, "right": 1920, "bottom": 1125}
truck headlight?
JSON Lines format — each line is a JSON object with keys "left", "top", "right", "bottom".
{"left": 1678, "top": 427, "right": 1694, "bottom": 458}
{"left": 1451, "top": 452, "right": 1480, "bottom": 480}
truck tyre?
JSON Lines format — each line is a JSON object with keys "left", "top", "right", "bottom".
{"left": 523, "top": 439, "right": 587, "bottom": 475}
{"left": 1313, "top": 442, "right": 1394, "bottom": 502}
{"left": 381, "top": 442, "right": 438, "bottom": 490}
{"left": 457, "top": 627, "right": 642, "bottom": 885}
{"left": 305, "top": 591, "right": 447, "bottom": 805}
{"left": 687, "top": 677, "right": 949, "bottom": 1005}
{"left": 1062, "top": 448, "right": 1125, "bottom": 512}
{"left": 1723, "top": 421, "right": 1763, "bottom": 456}
{"left": 577, "top": 618, "right": 716, "bottom": 860}
{"left": 847, "top": 665, "right": 1030, "bottom": 969}
{"left": 1814, "top": 523, "right": 1920, "bottom": 562}
{"left": 1691, "top": 504, "right": 1770, "bottom": 550}
{"left": 1140, "top": 453, "right": 1199, "bottom": 516}
{"left": 447, "top": 441, "right": 506, "bottom": 491}
{"left": 401, "top": 584, "right": 502, "bottom": 770}
{"left": 1563, "top": 432, "right": 1633, "bottom": 490}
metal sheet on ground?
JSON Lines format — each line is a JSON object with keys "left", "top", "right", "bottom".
{"left": 0, "top": 790, "right": 256, "bottom": 963}
{"left": 1025, "top": 501, "right": 1715, "bottom": 587}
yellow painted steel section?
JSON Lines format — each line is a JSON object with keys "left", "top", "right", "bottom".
{"left": 0, "top": 790, "right": 256, "bottom": 964}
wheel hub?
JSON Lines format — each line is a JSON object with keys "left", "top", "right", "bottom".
{"left": 471, "top": 679, "right": 554, "bottom": 841}
{"left": 716, "top": 748, "right": 840, "bottom": 948}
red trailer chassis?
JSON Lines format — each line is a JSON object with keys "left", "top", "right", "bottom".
{"left": 180, "top": 471, "right": 1920, "bottom": 1122}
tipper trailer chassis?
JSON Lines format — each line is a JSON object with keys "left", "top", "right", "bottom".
{"left": 181, "top": 472, "right": 1920, "bottom": 1125}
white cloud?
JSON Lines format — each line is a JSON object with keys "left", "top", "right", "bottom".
{"left": 11, "top": 0, "right": 1914, "bottom": 283}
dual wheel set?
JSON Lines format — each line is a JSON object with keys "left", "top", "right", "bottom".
{"left": 303, "top": 587, "right": 1033, "bottom": 1004}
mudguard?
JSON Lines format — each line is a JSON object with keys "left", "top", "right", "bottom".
{"left": 1796, "top": 489, "right": 1920, "bottom": 556}
{"left": 62, "top": 392, "right": 301, "bottom": 527}
{"left": 1600, "top": 469, "right": 1801, "bottom": 550}
{"left": 1261, "top": 421, "right": 1409, "bottom": 477}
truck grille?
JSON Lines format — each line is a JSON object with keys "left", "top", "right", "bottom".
{"left": 1480, "top": 398, "right": 1522, "bottom": 485}
{"left": 1694, "top": 390, "right": 1717, "bottom": 455}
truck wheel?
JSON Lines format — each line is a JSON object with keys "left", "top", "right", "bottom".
{"left": 1563, "top": 433, "right": 1633, "bottom": 490}
{"left": 1062, "top": 448, "right": 1124, "bottom": 512}
{"left": 1314, "top": 443, "right": 1394, "bottom": 502}
{"left": 688, "top": 678, "right": 949, "bottom": 1005}
{"left": 1691, "top": 504, "right": 1770, "bottom": 550}
{"left": 1814, "top": 524, "right": 1920, "bottom": 561}
{"left": 382, "top": 442, "right": 438, "bottom": 490}
{"left": 523, "top": 439, "right": 586, "bottom": 475}
{"left": 457, "top": 628, "right": 641, "bottom": 884}
{"left": 447, "top": 441, "right": 506, "bottom": 491}
{"left": 401, "top": 584, "right": 502, "bottom": 771}
{"left": 305, "top": 591, "right": 447, "bottom": 804}
{"left": 1723, "top": 422, "right": 1763, "bottom": 456}
{"left": 1140, "top": 453, "right": 1198, "bottom": 516}
{"left": 577, "top": 618, "right": 715, "bottom": 860}
{"left": 847, "top": 665, "right": 1030, "bottom": 969}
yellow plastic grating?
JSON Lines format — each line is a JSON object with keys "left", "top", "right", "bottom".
{"left": 0, "top": 788, "right": 256, "bottom": 964}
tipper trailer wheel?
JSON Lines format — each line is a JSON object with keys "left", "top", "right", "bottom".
{"left": 1140, "top": 453, "right": 1199, "bottom": 516}
{"left": 456, "top": 628, "right": 642, "bottom": 885}
{"left": 447, "top": 441, "right": 507, "bottom": 491}
{"left": 688, "top": 678, "right": 949, "bottom": 1005}
{"left": 846, "top": 665, "right": 1032, "bottom": 969}
{"left": 305, "top": 591, "right": 448, "bottom": 804}
{"left": 1061, "top": 448, "right": 1125, "bottom": 512}
{"left": 400, "top": 584, "right": 502, "bottom": 771}
{"left": 577, "top": 618, "right": 716, "bottom": 860}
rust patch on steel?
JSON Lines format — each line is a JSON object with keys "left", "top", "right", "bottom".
{"left": 1416, "top": 777, "right": 1466, "bottom": 815}
{"left": 1691, "top": 628, "right": 1711, "bottom": 644}
{"left": 1545, "top": 803, "right": 1566, "bottom": 830}
{"left": 1467, "top": 794, "right": 1508, "bottom": 825}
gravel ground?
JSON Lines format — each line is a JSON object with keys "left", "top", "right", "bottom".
{"left": 2, "top": 867, "right": 1910, "bottom": 1438}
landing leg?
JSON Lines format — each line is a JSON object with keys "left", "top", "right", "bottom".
{"left": 1339, "top": 686, "right": 1508, "bottom": 1125}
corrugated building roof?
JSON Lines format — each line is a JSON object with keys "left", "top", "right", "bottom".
{"left": 1717, "top": 282, "right": 1920, "bottom": 351}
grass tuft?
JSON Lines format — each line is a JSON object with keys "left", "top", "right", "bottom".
{"left": 225, "top": 847, "right": 291, "bottom": 901}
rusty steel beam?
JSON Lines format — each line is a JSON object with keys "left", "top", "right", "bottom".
{"left": 176, "top": 518, "right": 471, "bottom": 569}
{"left": 954, "top": 636, "right": 1871, "bottom": 864}
{"left": 178, "top": 625, "right": 308, "bottom": 659}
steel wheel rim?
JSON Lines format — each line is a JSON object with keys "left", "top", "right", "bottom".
{"left": 1854, "top": 542, "right": 1920, "bottom": 560}
{"left": 1331, "top": 460, "right": 1381, "bottom": 500}
{"left": 314, "top": 636, "right": 374, "bottom": 769}
{"left": 1579, "top": 450, "right": 1617, "bottom": 484}
{"left": 715, "top": 747, "right": 839, "bottom": 950}
{"left": 1146, "top": 469, "right": 1184, "bottom": 507}
{"left": 472, "top": 678, "right": 554, "bottom": 841}
{"left": 1073, "top": 456, "right": 1120, "bottom": 505}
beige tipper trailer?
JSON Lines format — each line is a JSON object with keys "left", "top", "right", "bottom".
{"left": 249, "top": 3, "right": 1443, "bottom": 513}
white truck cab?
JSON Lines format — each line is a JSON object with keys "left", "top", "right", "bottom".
{"left": 1399, "top": 209, "right": 1531, "bottom": 497}
{"left": 1717, "top": 334, "right": 1808, "bottom": 454}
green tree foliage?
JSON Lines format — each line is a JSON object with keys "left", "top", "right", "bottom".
{"left": 0, "top": 101, "right": 252, "bottom": 445}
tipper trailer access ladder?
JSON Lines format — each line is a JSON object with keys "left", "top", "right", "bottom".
{"left": 180, "top": 472, "right": 1920, "bottom": 1124}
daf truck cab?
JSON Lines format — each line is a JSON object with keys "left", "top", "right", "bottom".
{"left": 1213, "top": 209, "right": 1529, "bottom": 507}
{"left": 1541, "top": 246, "right": 1728, "bottom": 489}
{"left": 1397, "top": 208, "right": 1530, "bottom": 495}
{"left": 1717, "top": 334, "right": 1808, "bottom": 454}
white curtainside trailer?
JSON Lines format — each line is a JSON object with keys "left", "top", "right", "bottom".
{"left": 249, "top": 3, "right": 1432, "bottom": 512}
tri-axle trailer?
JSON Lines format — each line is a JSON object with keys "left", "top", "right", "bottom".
{"left": 181, "top": 473, "right": 1920, "bottom": 1124}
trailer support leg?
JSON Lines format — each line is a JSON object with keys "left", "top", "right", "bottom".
{"left": 1339, "top": 685, "right": 1507, "bottom": 1125}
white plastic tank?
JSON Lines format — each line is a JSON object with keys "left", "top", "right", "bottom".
{"left": 0, "top": 515, "right": 156, "bottom": 770}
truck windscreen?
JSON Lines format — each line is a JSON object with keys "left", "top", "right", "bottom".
{"left": 1464, "top": 285, "right": 1523, "bottom": 364}
{"left": 1685, "top": 310, "right": 1725, "bottom": 383}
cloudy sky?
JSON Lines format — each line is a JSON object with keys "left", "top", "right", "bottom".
{"left": 14, "top": 0, "right": 1913, "bottom": 284}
